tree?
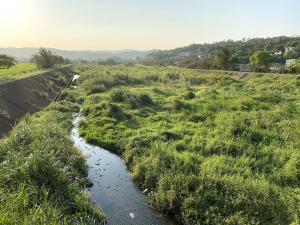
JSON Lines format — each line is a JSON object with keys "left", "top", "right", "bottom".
{"left": 229, "top": 54, "right": 239, "bottom": 64}
{"left": 31, "top": 48, "right": 55, "bottom": 69}
{"left": 97, "top": 58, "right": 118, "bottom": 65}
{"left": 213, "top": 47, "right": 231, "bottom": 70}
{"left": 0, "top": 55, "right": 16, "bottom": 69}
{"left": 54, "top": 55, "right": 65, "bottom": 65}
{"left": 177, "top": 56, "right": 212, "bottom": 69}
{"left": 250, "top": 51, "right": 271, "bottom": 72}
{"left": 31, "top": 48, "right": 68, "bottom": 69}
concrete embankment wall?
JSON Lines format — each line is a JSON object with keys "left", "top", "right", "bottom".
{"left": 0, "top": 67, "right": 74, "bottom": 137}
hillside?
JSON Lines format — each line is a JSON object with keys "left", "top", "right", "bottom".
{"left": 142, "top": 36, "right": 300, "bottom": 68}
{"left": 0, "top": 47, "right": 156, "bottom": 61}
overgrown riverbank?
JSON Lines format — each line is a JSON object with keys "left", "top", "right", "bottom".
{"left": 76, "top": 65, "right": 300, "bottom": 225}
{"left": 0, "top": 101, "right": 105, "bottom": 224}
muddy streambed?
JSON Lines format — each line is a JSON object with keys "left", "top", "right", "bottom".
{"left": 71, "top": 116, "right": 176, "bottom": 225}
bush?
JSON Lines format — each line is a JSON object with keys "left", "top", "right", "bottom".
{"left": 165, "top": 97, "right": 186, "bottom": 111}
{"left": 286, "top": 62, "right": 300, "bottom": 74}
{"left": 182, "top": 91, "right": 196, "bottom": 99}
{"left": 137, "top": 93, "right": 153, "bottom": 105}
{"left": 110, "top": 89, "right": 128, "bottom": 102}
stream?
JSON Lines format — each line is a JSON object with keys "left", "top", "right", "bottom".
{"left": 71, "top": 116, "right": 176, "bottom": 225}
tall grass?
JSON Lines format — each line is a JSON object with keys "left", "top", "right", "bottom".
{"left": 76, "top": 65, "right": 300, "bottom": 225}
{"left": 0, "top": 101, "right": 105, "bottom": 225}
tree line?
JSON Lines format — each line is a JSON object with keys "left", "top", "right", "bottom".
{"left": 0, "top": 48, "right": 70, "bottom": 70}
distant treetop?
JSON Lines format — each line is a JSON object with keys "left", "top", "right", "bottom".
{"left": 31, "top": 48, "right": 70, "bottom": 69}
{"left": 0, "top": 54, "right": 16, "bottom": 69}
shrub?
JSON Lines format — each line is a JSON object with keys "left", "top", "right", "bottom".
{"left": 165, "top": 97, "right": 186, "bottom": 111}
{"left": 182, "top": 91, "right": 196, "bottom": 99}
{"left": 286, "top": 62, "right": 300, "bottom": 74}
{"left": 110, "top": 89, "right": 128, "bottom": 102}
{"left": 137, "top": 93, "right": 153, "bottom": 105}
{"left": 89, "top": 84, "right": 106, "bottom": 94}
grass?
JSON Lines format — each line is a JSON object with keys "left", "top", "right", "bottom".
{"left": 75, "top": 65, "right": 300, "bottom": 225}
{"left": 0, "top": 63, "right": 39, "bottom": 82}
{"left": 0, "top": 100, "right": 105, "bottom": 225}
{"left": 0, "top": 63, "right": 72, "bottom": 84}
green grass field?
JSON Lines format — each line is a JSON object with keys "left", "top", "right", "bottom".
{"left": 72, "top": 65, "right": 300, "bottom": 225}
{"left": 0, "top": 63, "right": 40, "bottom": 82}
{"left": 0, "top": 63, "right": 73, "bottom": 84}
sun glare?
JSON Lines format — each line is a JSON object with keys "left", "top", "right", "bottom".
{"left": 0, "top": 0, "right": 24, "bottom": 24}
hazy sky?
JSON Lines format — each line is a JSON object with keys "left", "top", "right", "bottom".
{"left": 0, "top": 0, "right": 299, "bottom": 50}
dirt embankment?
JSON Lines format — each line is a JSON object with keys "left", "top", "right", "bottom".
{"left": 0, "top": 67, "right": 74, "bottom": 137}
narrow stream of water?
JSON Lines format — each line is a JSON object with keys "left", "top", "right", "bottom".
{"left": 71, "top": 116, "right": 176, "bottom": 225}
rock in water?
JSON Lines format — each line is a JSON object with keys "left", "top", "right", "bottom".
{"left": 129, "top": 212, "right": 135, "bottom": 219}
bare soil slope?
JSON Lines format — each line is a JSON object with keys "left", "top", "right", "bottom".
{"left": 0, "top": 67, "right": 73, "bottom": 136}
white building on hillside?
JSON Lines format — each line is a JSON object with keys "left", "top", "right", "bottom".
{"left": 286, "top": 59, "right": 298, "bottom": 66}
{"left": 286, "top": 47, "right": 296, "bottom": 53}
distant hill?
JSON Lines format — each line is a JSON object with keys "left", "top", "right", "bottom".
{"left": 142, "top": 36, "right": 300, "bottom": 67}
{"left": 0, "top": 47, "right": 156, "bottom": 61}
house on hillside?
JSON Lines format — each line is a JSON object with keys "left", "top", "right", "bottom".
{"left": 274, "top": 50, "right": 284, "bottom": 55}
{"left": 286, "top": 59, "right": 299, "bottom": 67}
{"left": 285, "top": 47, "right": 296, "bottom": 53}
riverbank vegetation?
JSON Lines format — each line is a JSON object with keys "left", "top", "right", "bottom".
{"left": 0, "top": 100, "right": 105, "bottom": 224}
{"left": 76, "top": 65, "right": 300, "bottom": 225}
